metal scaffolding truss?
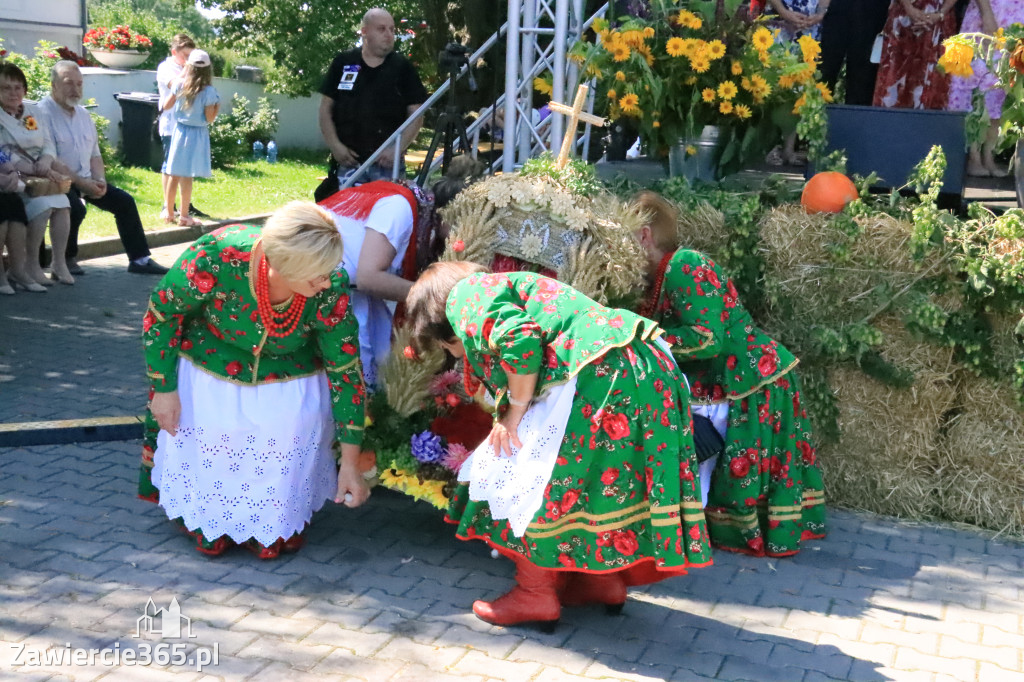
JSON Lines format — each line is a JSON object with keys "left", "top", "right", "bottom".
{"left": 500, "top": 0, "right": 605, "bottom": 172}
{"left": 345, "top": 1, "right": 606, "bottom": 187}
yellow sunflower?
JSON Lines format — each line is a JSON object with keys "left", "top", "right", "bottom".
{"left": 938, "top": 39, "right": 975, "bottom": 78}
{"left": 612, "top": 43, "right": 631, "bottom": 62}
{"left": 643, "top": 26, "right": 655, "bottom": 38}
{"left": 798, "top": 35, "right": 821, "bottom": 64}
{"left": 652, "top": 120, "right": 661, "bottom": 128}
{"left": 816, "top": 82, "right": 834, "bottom": 102}
{"left": 685, "top": 144, "right": 698, "bottom": 156}
{"left": 717, "top": 80, "right": 739, "bottom": 100}
{"left": 750, "top": 74, "right": 770, "bottom": 95}
{"left": 684, "top": 76, "right": 697, "bottom": 85}
{"left": 23, "top": 116, "right": 38, "bottom": 131}
{"left": 707, "top": 40, "right": 726, "bottom": 60}
{"left": 702, "top": 88, "right": 716, "bottom": 103}
{"left": 734, "top": 103, "right": 752, "bottom": 119}
{"left": 731, "top": 60, "right": 743, "bottom": 76}
{"left": 533, "top": 77, "right": 553, "bottom": 96}
{"left": 637, "top": 43, "right": 655, "bottom": 66}
{"left": 719, "top": 101, "right": 734, "bottom": 114}
{"left": 619, "top": 92, "right": 640, "bottom": 115}
{"left": 691, "top": 57, "right": 711, "bottom": 73}
{"left": 666, "top": 36, "right": 687, "bottom": 57}
{"left": 793, "top": 93, "right": 807, "bottom": 114}
{"left": 752, "top": 27, "right": 774, "bottom": 52}
{"left": 607, "top": 88, "right": 617, "bottom": 99}
{"left": 615, "top": 70, "right": 626, "bottom": 81}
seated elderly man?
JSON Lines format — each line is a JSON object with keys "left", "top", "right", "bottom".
{"left": 38, "top": 61, "right": 168, "bottom": 275}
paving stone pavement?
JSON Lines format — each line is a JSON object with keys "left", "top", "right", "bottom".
{"left": 2, "top": 242, "right": 1024, "bottom": 681}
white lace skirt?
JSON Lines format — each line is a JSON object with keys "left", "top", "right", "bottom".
{"left": 153, "top": 358, "right": 337, "bottom": 545}
{"left": 459, "top": 377, "right": 578, "bottom": 538}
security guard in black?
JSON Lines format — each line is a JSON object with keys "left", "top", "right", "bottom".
{"left": 319, "top": 48, "right": 428, "bottom": 164}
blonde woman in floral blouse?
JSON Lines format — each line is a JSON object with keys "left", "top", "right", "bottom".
{"left": 634, "top": 192, "right": 826, "bottom": 557}
{"left": 140, "top": 202, "right": 369, "bottom": 559}
{"left": 407, "top": 261, "right": 713, "bottom": 631}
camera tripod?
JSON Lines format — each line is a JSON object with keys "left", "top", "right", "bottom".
{"left": 416, "top": 49, "right": 473, "bottom": 187}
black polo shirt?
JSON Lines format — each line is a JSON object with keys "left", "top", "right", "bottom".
{"left": 319, "top": 49, "right": 428, "bottom": 162}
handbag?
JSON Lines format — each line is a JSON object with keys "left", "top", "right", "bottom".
{"left": 24, "top": 176, "right": 72, "bottom": 197}
{"left": 692, "top": 413, "right": 725, "bottom": 463}
{"left": 6, "top": 142, "right": 72, "bottom": 198}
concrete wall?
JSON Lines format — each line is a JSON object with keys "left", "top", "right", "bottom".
{"left": 80, "top": 67, "right": 327, "bottom": 151}
{"left": 0, "top": 0, "right": 84, "bottom": 55}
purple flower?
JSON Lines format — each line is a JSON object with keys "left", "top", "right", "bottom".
{"left": 411, "top": 430, "right": 445, "bottom": 464}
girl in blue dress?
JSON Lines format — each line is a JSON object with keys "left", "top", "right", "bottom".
{"left": 163, "top": 49, "right": 219, "bottom": 227}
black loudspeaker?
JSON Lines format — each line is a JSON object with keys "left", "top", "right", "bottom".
{"left": 817, "top": 104, "right": 968, "bottom": 197}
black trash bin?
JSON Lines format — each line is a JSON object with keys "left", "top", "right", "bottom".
{"left": 114, "top": 92, "right": 162, "bottom": 171}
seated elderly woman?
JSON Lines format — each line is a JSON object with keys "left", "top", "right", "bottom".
{"left": 0, "top": 62, "right": 74, "bottom": 289}
{"left": 406, "top": 261, "right": 713, "bottom": 630}
{"left": 139, "top": 202, "right": 370, "bottom": 559}
{"left": 633, "top": 191, "right": 826, "bottom": 557}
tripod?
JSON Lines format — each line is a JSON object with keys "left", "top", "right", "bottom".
{"left": 416, "top": 63, "right": 471, "bottom": 187}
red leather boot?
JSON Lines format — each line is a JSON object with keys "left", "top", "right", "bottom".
{"left": 472, "top": 555, "right": 561, "bottom": 632}
{"left": 559, "top": 571, "right": 627, "bottom": 614}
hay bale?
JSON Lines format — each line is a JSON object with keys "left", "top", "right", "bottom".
{"left": 939, "top": 376, "right": 1024, "bottom": 538}
{"left": 988, "top": 312, "right": 1024, "bottom": 374}
{"left": 675, "top": 200, "right": 728, "bottom": 259}
{"left": 821, "top": 317, "right": 956, "bottom": 520}
{"left": 759, "top": 205, "right": 835, "bottom": 272}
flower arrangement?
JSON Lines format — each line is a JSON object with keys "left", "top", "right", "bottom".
{"left": 83, "top": 25, "right": 153, "bottom": 52}
{"left": 570, "top": 0, "right": 831, "bottom": 177}
{"left": 940, "top": 24, "right": 1024, "bottom": 149}
{"left": 363, "top": 329, "right": 494, "bottom": 509}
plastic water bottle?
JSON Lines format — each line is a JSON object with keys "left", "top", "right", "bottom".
{"left": 252, "top": 140, "right": 264, "bottom": 160}
{"left": 266, "top": 140, "right": 277, "bottom": 164}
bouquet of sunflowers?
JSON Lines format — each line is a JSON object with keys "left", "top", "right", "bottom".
{"left": 940, "top": 24, "right": 1024, "bottom": 149}
{"left": 570, "top": 0, "right": 832, "bottom": 177}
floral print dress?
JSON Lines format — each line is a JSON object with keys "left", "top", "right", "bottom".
{"left": 947, "top": 0, "right": 1024, "bottom": 119}
{"left": 645, "top": 249, "right": 826, "bottom": 557}
{"left": 444, "top": 271, "right": 713, "bottom": 579}
{"left": 872, "top": 0, "right": 957, "bottom": 109}
{"left": 139, "top": 224, "right": 366, "bottom": 501}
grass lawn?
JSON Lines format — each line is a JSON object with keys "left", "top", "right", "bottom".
{"left": 81, "top": 149, "right": 329, "bottom": 242}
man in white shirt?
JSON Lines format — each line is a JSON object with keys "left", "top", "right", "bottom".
{"left": 156, "top": 33, "right": 198, "bottom": 222}
{"left": 39, "top": 61, "right": 168, "bottom": 275}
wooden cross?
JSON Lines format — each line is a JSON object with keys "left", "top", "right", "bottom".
{"left": 548, "top": 84, "right": 606, "bottom": 169}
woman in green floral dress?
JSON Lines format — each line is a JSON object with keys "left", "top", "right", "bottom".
{"left": 140, "top": 202, "right": 370, "bottom": 559}
{"left": 634, "top": 191, "right": 826, "bottom": 557}
{"left": 406, "top": 261, "right": 713, "bottom": 630}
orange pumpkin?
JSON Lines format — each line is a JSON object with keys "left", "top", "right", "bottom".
{"left": 801, "top": 171, "right": 859, "bottom": 214}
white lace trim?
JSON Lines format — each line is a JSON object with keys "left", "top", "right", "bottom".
{"left": 459, "top": 377, "right": 578, "bottom": 538}
{"left": 153, "top": 359, "right": 337, "bottom": 545}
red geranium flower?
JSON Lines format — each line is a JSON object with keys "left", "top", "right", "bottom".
{"left": 612, "top": 529, "right": 639, "bottom": 556}
{"left": 757, "top": 354, "right": 777, "bottom": 377}
{"left": 190, "top": 270, "right": 216, "bottom": 294}
{"left": 602, "top": 412, "right": 630, "bottom": 440}
{"left": 729, "top": 456, "right": 750, "bottom": 478}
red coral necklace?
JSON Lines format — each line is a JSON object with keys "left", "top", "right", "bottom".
{"left": 255, "top": 252, "right": 306, "bottom": 338}
{"left": 463, "top": 356, "right": 482, "bottom": 397}
{"left": 639, "top": 250, "right": 675, "bottom": 318}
